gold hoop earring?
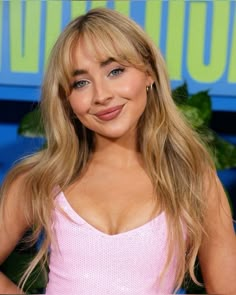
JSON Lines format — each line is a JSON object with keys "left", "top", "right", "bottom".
{"left": 146, "top": 83, "right": 153, "bottom": 93}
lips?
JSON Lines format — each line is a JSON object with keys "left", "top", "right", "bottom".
{"left": 94, "top": 105, "right": 124, "bottom": 121}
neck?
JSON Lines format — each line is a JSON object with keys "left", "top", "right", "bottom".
{"left": 91, "top": 131, "right": 143, "bottom": 169}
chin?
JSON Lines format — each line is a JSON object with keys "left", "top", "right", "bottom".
{"left": 96, "top": 126, "right": 136, "bottom": 140}
{"left": 99, "top": 132, "right": 128, "bottom": 140}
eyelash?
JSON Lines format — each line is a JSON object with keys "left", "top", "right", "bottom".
{"left": 71, "top": 67, "right": 125, "bottom": 89}
{"left": 109, "top": 67, "right": 125, "bottom": 77}
{"left": 72, "top": 80, "right": 89, "bottom": 89}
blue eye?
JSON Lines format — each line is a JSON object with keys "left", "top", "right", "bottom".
{"left": 72, "top": 80, "right": 89, "bottom": 89}
{"left": 109, "top": 68, "right": 125, "bottom": 77}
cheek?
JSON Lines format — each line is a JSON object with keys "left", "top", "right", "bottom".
{"left": 117, "top": 76, "right": 147, "bottom": 99}
{"left": 69, "top": 97, "right": 90, "bottom": 116}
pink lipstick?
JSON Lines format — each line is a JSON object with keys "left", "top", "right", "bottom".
{"left": 95, "top": 105, "right": 124, "bottom": 121}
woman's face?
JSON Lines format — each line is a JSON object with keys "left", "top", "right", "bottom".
{"left": 68, "top": 38, "right": 153, "bottom": 139}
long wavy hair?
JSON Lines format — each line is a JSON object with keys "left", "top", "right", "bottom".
{"left": 0, "top": 7, "right": 215, "bottom": 293}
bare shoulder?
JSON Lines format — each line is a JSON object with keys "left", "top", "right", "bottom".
{"left": 0, "top": 172, "right": 32, "bottom": 265}
{"left": 198, "top": 168, "right": 236, "bottom": 294}
{"left": 1, "top": 171, "right": 32, "bottom": 220}
{"left": 203, "top": 169, "right": 234, "bottom": 234}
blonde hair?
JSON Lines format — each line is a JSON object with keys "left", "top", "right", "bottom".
{"left": 0, "top": 8, "right": 215, "bottom": 293}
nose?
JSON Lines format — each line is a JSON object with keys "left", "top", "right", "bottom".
{"left": 93, "top": 79, "right": 112, "bottom": 104}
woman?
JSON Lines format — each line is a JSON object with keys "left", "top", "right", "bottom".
{"left": 0, "top": 7, "right": 236, "bottom": 294}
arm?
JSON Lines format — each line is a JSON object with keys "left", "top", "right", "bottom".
{"left": 198, "top": 172, "right": 236, "bottom": 295}
{"left": 0, "top": 273, "right": 23, "bottom": 294}
{"left": 0, "top": 175, "right": 31, "bottom": 294}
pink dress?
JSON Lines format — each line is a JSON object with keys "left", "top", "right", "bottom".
{"left": 45, "top": 192, "right": 177, "bottom": 294}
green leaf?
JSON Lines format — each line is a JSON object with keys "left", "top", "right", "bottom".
{"left": 178, "top": 104, "right": 205, "bottom": 129}
{"left": 195, "top": 128, "right": 236, "bottom": 170}
{"left": 172, "top": 82, "right": 189, "bottom": 104}
{"left": 210, "top": 135, "right": 236, "bottom": 170}
{"left": 187, "top": 91, "right": 212, "bottom": 125}
{"left": 18, "top": 108, "right": 45, "bottom": 138}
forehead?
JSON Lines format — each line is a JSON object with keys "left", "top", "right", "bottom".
{"left": 72, "top": 37, "right": 106, "bottom": 65}
{"left": 70, "top": 32, "right": 141, "bottom": 69}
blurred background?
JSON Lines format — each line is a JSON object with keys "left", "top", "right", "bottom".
{"left": 0, "top": 0, "right": 236, "bottom": 210}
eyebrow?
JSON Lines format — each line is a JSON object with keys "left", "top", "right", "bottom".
{"left": 72, "top": 57, "right": 116, "bottom": 77}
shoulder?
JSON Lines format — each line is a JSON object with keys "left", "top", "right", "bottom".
{"left": 0, "top": 171, "right": 33, "bottom": 227}
{"left": 0, "top": 172, "right": 33, "bottom": 265}
{"left": 201, "top": 168, "right": 233, "bottom": 233}
{"left": 203, "top": 168, "right": 232, "bottom": 222}
{"left": 198, "top": 168, "right": 236, "bottom": 293}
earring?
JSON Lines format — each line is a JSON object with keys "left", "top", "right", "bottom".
{"left": 146, "top": 83, "right": 153, "bottom": 93}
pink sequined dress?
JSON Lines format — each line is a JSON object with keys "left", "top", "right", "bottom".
{"left": 45, "top": 192, "right": 178, "bottom": 294}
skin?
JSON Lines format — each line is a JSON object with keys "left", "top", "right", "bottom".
{"left": 68, "top": 38, "right": 153, "bottom": 140}
{"left": 198, "top": 176, "right": 236, "bottom": 294}
{"left": 0, "top": 174, "right": 28, "bottom": 294}
{"left": 0, "top": 37, "right": 236, "bottom": 294}
{"left": 66, "top": 38, "right": 158, "bottom": 235}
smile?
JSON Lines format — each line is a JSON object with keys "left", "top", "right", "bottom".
{"left": 94, "top": 105, "right": 124, "bottom": 121}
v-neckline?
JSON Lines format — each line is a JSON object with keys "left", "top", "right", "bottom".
{"left": 57, "top": 191, "right": 165, "bottom": 238}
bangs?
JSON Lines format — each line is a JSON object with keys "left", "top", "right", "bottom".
{"left": 57, "top": 12, "right": 151, "bottom": 96}
{"left": 77, "top": 22, "right": 146, "bottom": 70}
{"left": 56, "top": 31, "right": 81, "bottom": 96}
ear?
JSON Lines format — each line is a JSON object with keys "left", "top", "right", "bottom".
{"left": 145, "top": 72, "right": 154, "bottom": 87}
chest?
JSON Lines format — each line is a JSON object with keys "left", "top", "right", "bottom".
{"left": 64, "top": 168, "right": 160, "bottom": 236}
{"left": 48, "top": 200, "right": 177, "bottom": 294}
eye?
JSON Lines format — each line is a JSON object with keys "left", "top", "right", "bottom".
{"left": 72, "top": 80, "right": 89, "bottom": 89}
{"left": 109, "top": 67, "right": 125, "bottom": 77}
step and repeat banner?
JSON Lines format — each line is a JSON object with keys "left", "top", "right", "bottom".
{"left": 0, "top": 0, "right": 236, "bottom": 110}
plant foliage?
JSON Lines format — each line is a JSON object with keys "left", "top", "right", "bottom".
{"left": 172, "top": 83, "right": 236, "bottom": 170}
